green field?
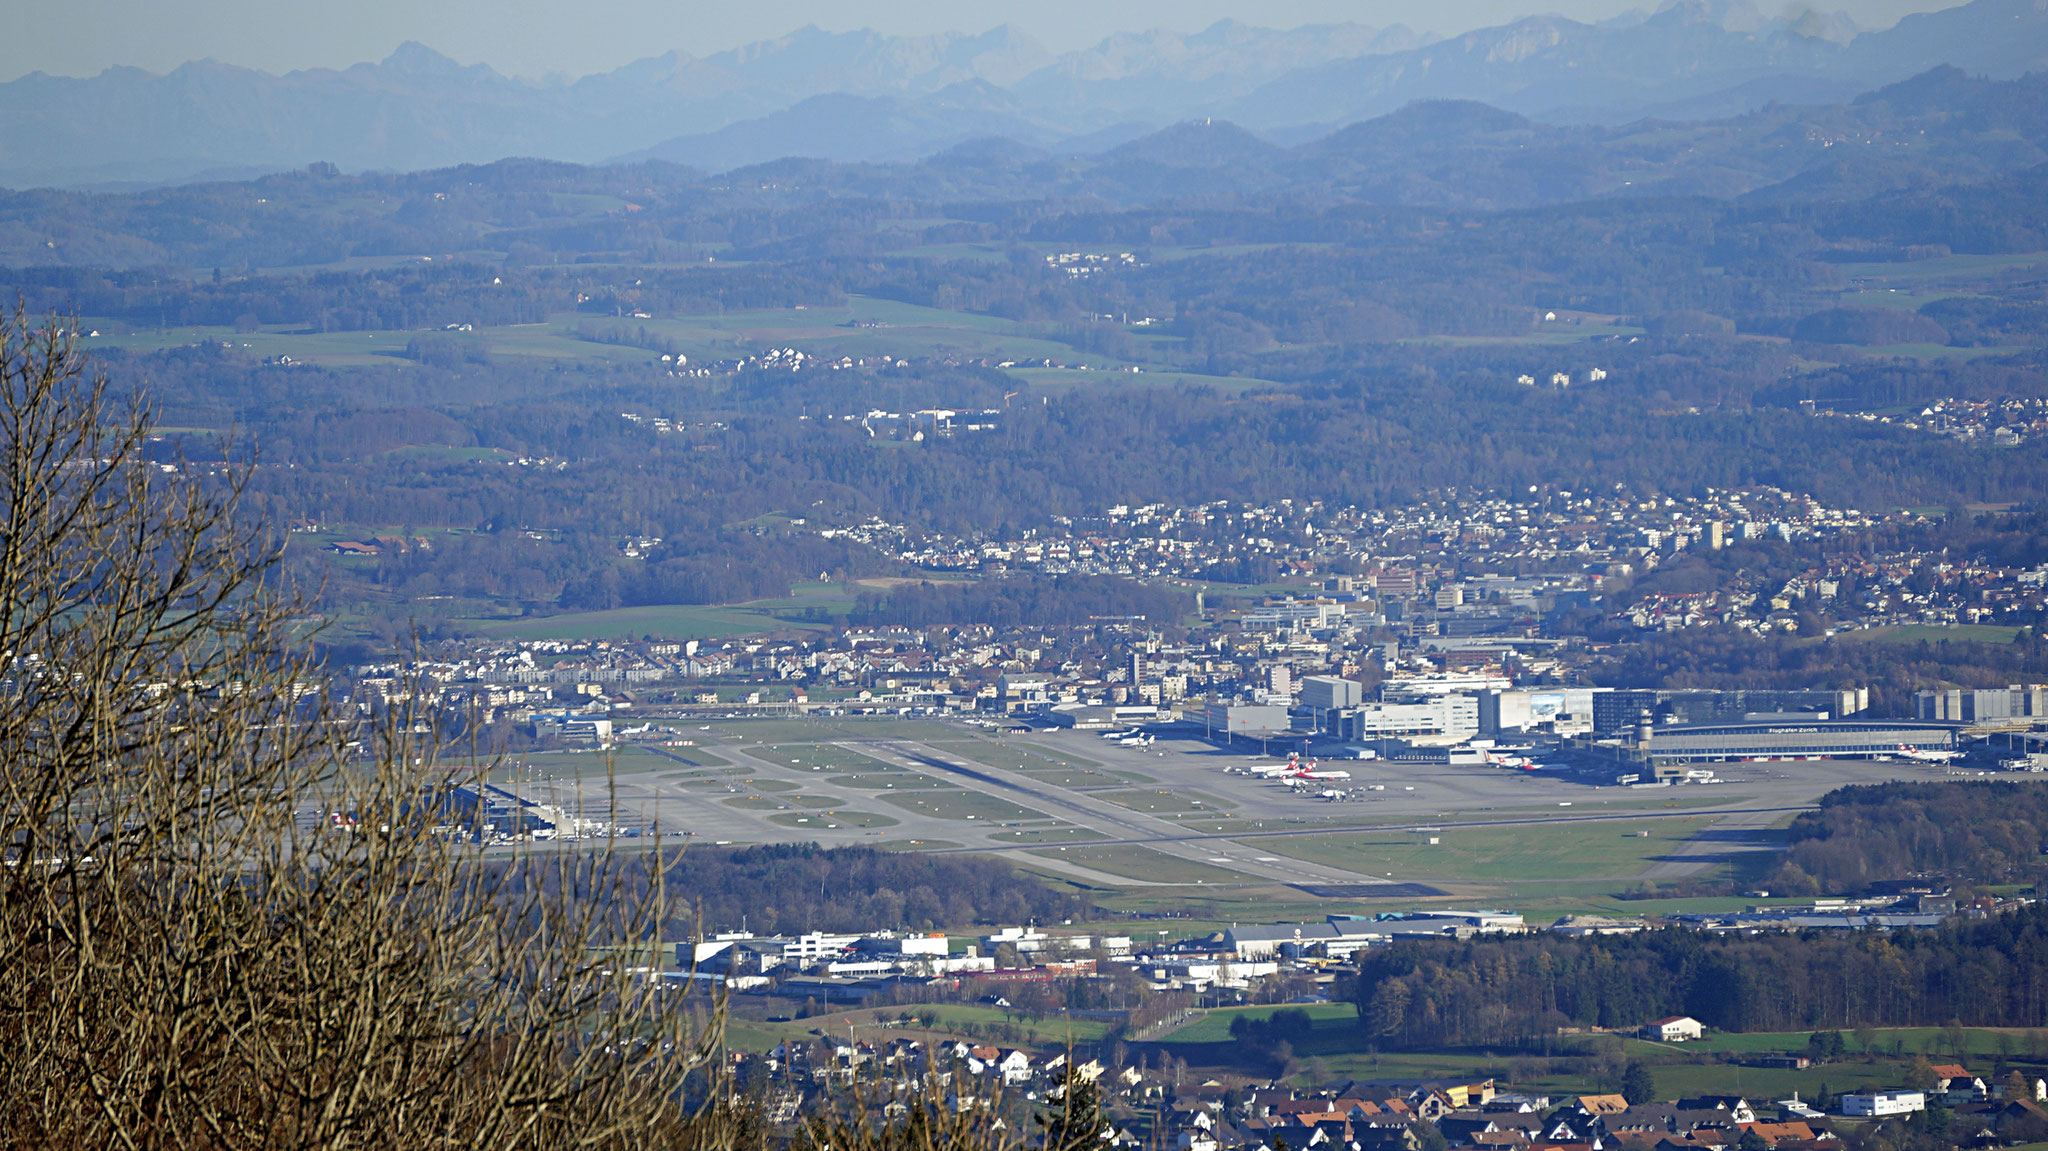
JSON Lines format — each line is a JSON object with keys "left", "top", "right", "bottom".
{"left": 1256, "top": 816, "right": 1733, "bottom": 884}
{"left": 1026, "top": 844, "right": 1247, "bottom": 885}
{"left": 1161, "top": 1002, "right": 1360, "bottom": 1043}
{"left": 1093, "top": 788, "right": 1232, "bottom": 816}
{"left": 706, "top": 717, "right": 964, "bottom": 743}
{"left": 464, "top": 601, "right": 833, "bottom": 642}
{"left": 759, "top": 744, "right": 901, "bottom": 773}
{"left": 878, "top": 790, "right": 1045, "bottom": 822}
{"left": 1650, "top": 1026, "right": 2048, "bottom": 1062}
{"left": 928, "top": 739, "right": 1102, "bottom": 771}
{"left": 1827, "top": 249, "right": 2048, "bottom": 283}
{"left": 1149, "top": 1011, "right": 2048, "bottom": 1100}
{"left": 987, "top": 826, "right": 1106, "bottom": 844}
{"left": 741, "top": 778, "right": 801, "bottom": 792}
{"left": 651, "top": 746, "right": 730, "bottom": 768}
{"left": 1008, "top": 366, "right": 1280, "bottom": 392}
{"left": 1018, "top": 766, "right": 1159, "bottom": 788}
{"left": 1070, "top": 870, "right": 1838, "bottom": 927}
{"left": 723, "top": 792, "right": 849, "bottom": 811}
{"left": 889, "top": 1004, "right": 1112, "bottom": 1045}
{"left": 768, "top": 810, "right": 898, "bottom": 829}
{"left": 836, "top": 773, "right": 952, "bottom": 790}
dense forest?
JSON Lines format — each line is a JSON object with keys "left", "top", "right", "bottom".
{"left": 1764, "top": 781, "right": 2048, "bottom": 896}
{"left": 1349, "top": 901, "right": 2048, "bottom": 1046}
{"left": 653, "top": 843, "right": 1087, "bottom": 936}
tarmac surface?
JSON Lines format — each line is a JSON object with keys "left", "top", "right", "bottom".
{"left": 585, "top": 717, "right": 1966, "bottom": 891}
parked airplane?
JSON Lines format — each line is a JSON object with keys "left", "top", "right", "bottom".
{"left": 1896, "top": 744, "right": 1961, "bottom": 763}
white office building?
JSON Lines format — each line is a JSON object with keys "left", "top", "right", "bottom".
{"left": 1329, "top": 695, "right": 1480, "bottom": 743}
{"left": 1842, "top": 1092, "right": 1926, "bottom": 1117}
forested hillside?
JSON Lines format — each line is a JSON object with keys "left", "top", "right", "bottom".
{"left": 1350, "top": 901, "right": 2048, "bottom": 1045}
{"left": 656, "top": 844, "right": 1088, "bottom": 935}
{"left": 1766, "top": 782, "right": 2048, "bottom": 895}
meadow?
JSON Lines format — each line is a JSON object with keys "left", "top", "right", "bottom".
{"left": 1253, "top": 815, "right": 1740, "bottom": 885}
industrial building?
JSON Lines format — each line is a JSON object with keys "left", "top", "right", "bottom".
{"left": 1197, "top": 700, "right": 1295, "bottom": 738}
{"left": 1592, "top": 688, "right": 1869, "bottom": 734}
{"left": 1479, "top": 687, "right": 1600, "bottom": 735}
{"left": 1296, "top": 675, "right": 1365, "bottom": 728}
{"left": 1325, "top": 695, "right": 1479, "bottom": 743}
{"left": 1224, "top": 920, "right": 1385, "bottom": 959}
{"left": 1641, "top": 720, "right": 1959, "bottom": 765}
{"left": 1915, "top": 685, "right": 2048, "bottom": 723}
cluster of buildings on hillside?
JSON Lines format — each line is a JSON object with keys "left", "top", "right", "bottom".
{"left": 1814, "top": 396, "right": 2048, "bottom": 447}
{"left": 676, "top": 914, "right": 1532, "bottom": 1002}
{"left": 342, "top": 479, "right": 2048, "bottom": 750}
{"left": 1045, "top": 250, "right": 1141, "bottom": 276}
{"left": 335, "top": 478, "right": 2048, "bottom": 773}
{"left": 831, "top": 487, "right": 1876, "bottom": 587}
{"left": 826, "top": 488, "right": 2048, "bottom": 637}
{"left": 725, "top": 1039, "right": 2048, "bottom": 1151}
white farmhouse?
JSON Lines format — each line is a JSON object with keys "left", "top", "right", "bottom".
{"left": 1642, "top": 1015, "right": 1704, "bottom": 1042}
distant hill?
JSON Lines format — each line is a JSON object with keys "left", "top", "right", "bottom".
{"left": 0, "top": 0, "right": 2043, "bottom": 188}
{"left": 781, "top": 68, "right": 2048, "bottom": 211}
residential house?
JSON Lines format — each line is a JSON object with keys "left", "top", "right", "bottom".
{"left": 1599, "top": 1104, "right": 1739, "bottom": 1142}
{"left": 1733, "top": 1121, "right": 1828, "bottom": 1147}
{"left": 1677, "top": 1097, "right": 1756, "bottom": 1123}
{"left": 1440, "top": 1116, "right": 1504, "bottom": 1146}
{"left": 1929, "top": 1065, "right": 1987, "bottom": 1102}
{"left": 1577, "top": 1095, "right": 1634, "bottom": 1117}
{"left": 1643, "top": 1016, "right": 1705, "bottom": 1042}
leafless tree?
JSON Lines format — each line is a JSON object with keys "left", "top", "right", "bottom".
{"left": 0, "top": 311, "right": 1055, "bottom": 1149}
{"left": 0, "top": 311, "right": 737, "bottom": 1148}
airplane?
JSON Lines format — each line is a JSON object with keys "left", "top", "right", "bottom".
{"left": 1294, "top": 766, "right": 1352, "bottom": 781}
{"left": 1239, "top": 752, "right": 1312, "bottom": 777}
{"left": 1099, "top": 729, "right": 1141, "bottom": 740}
{"left": 1897, "top": 744, "right": 1961, "bottom": 763}
{"left": 1117, "top": 733, "right": 1155, "bottom": 747}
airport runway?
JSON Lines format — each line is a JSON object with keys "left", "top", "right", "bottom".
{"left": 594, "top": 717, "right": 1964, "bottom": 890}
{"left": 861, "top": 738, "right": 1393, "bottom": 888}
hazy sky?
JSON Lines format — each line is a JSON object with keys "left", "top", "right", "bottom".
{"left": 2, "top": 0, "right": 1966, "bottom": 82}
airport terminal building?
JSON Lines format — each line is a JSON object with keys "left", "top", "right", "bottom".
{"left": 1643, "top": 720, "right": 1960, "bottom": 765}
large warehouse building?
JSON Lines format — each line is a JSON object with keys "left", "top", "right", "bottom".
{"left": 1643, "top": 720, "right": 1960, "bottom": 765}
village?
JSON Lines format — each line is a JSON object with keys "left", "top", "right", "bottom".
{"left": 709, "top": 1007, "right": 2048, "bottom": 1151}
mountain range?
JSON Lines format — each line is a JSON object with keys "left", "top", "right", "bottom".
{"left": 667, "top": 66, "right": 2048, "bottom": 212}
{"left": 0, "top": 0, "right": 2044, "bottom": 188}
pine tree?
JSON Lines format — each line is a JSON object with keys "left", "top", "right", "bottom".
{"left": 1623, "top": 1063, "right": 1658, "bottom": 1106}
